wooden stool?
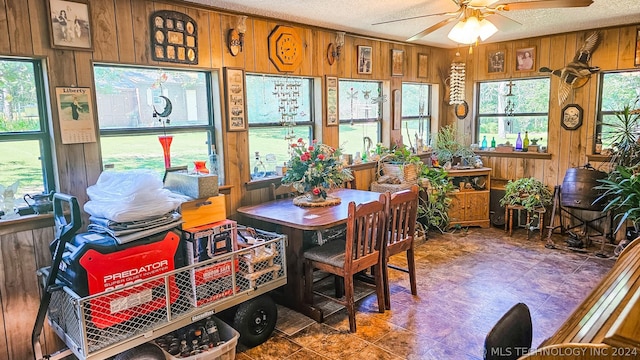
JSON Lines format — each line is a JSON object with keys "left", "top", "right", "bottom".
{"left": 505, "top": 205, "right": 546, "bottom": 241}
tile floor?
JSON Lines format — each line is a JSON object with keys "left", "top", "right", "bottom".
{"left": 236, "top": 226, "right": 616, "bottom": 360}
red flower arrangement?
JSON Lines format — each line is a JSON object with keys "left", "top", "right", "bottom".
{"left": 281, "top": 138, "right": 353, "bottom": 199}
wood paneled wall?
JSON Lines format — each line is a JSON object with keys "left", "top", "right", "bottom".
{"left": 0, "top": 0, "right": 446, "bottom": 358}
{"left": 448, "top": 25, "right": 639, "bottom": 189}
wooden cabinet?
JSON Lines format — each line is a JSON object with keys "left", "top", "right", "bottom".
{"left": 447, "top": 168, "right": 491, "bottom": 228}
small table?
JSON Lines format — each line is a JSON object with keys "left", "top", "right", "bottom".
{"left": 236, "top": 188, "right": 384, "bottom": 322}
{"left": 505, "top": 204, "right": 546, "bottom": 241}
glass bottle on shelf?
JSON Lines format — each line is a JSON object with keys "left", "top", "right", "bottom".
{"left": 490, "top": 137, "right": 496, "bottom": 148}
{"left": 515, "top": 132, "right": 523, "bottom": 151}
{"left": 252, "top": 151, "right": 267, "bottom": 179}
{"left": 481, "top": 136, "right": 487, "bottom": 150}
{"left": 523, "top": 131, "right": 530, "bottom": 152}
{"left": 209, "top": 144, "right": 219, "bottom": 176}
{"left": 595, "top": 134, "right": 602, "bottom": 154}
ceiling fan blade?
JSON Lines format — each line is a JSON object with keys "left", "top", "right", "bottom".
{"left": 483, "top": 13, "right": 522, "bottom": 31}
{"left": 407, "top": 17, "right": 458, "bottom": 42}
{"left": 468, "top": 0, "right": 500, "bottom": 7}
{"left": 372, "top": 11, "right": 456, "bottom": 26}
{"left": 498, "top": 0, "right": 593, "bottom": 11}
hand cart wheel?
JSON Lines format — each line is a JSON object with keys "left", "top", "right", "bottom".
{"left": 233, "top": 295, "right": 277, "bottom": 348}
{"left": 113, "top": 343, "right": 165, "bottom": 360}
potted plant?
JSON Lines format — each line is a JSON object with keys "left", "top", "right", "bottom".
{"left": 377, "top": 144, "right": 422, "bottom": 183}
{"left": 417, "top": 166, "right": 454, "bottom": 233}
{"left": 594, "top": 100, "right": 640, "bottom": 239}
{"left": 500, "top": 177, "right": 553, "bottom": 215}
{"left": 281, "top": 138, "right": 353, "bottom": 203}
{"left": 432, "top": 125, "right": 476, "bottom": 167}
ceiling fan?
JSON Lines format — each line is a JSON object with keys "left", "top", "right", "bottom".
{"left": 373, "top": 0, "right": 594, "bottom": 43}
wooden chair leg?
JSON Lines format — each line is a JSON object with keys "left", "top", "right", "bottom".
{"left": 407, "top": 248, "right": 417, "bottom": 296}
{"left": 304, "top": 260, "right": 314, "bottom": 305}
{"left": 344, "top": 274, "right": 356, "bottom": 333}
{"left": 383, "top": 255, "right": 391, "bottom": 310}
{"left": 373, "top": 264, "right": 385, "bottom": 313}
{"left": 334, "top": 275, "right": 344, "bottom": 298}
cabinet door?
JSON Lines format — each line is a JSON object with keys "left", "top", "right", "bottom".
{"left": 465, "top": 192, "right": 489, "bottom": 221}
{"left": 448, "top": 193, "right": 465, "bottom": 223}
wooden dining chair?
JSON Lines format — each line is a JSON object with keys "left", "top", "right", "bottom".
{"left": 269, "top": 183, "right": 297, "bottom": 200}
{"left": 383, "top": 184, "right": 419, "bottom": 310}
{"left": 303, "top": 194, "right": 387, "bottom": 332}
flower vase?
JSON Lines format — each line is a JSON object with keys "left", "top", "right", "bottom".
{"left": 305, "top": 191, "right": 325, "bottom": 203}
{"left": 193, "top": 160, "right": 209, "bottom": 174}
{"left": 158, "top": 135, "right": 173, "bottom": 169}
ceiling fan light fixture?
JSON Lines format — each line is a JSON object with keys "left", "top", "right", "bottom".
{"left": 448, "top": 18, "right": 475, "bottom": 44}
{"left": 478, "top": 19, "right": 498, "bottom": 41}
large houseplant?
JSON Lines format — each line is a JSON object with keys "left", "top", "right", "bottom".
{"left": 432, "top": 125, "right": 476, "bottom": 166}
{"left": 417, "top": 166, "right": 454, "bottom": 233}
{"left": 594, "top": 100, "right": 640, "bottom": 236}
{"left": 500, "top": 177, "right": 553, "bottom": 214}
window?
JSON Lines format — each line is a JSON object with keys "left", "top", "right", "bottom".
{"left": 596, "top": 70, "right": 640, "bottom": 150}
{"left": 245, "top": 74, "right": 314, "bottom": 179}
{"left": 402, "top": 83, "right": 431, "bottom": 149}
{"left": 338, "top": 80, "right": 382, "bottom": 156}
{"left": 94, "top": 65, "right": 215, "bottom": 178}
{"left": 477, "top": 78, "right": 550, "bottom": 147}
{"left": 0, "top": 58, "right": 54, "bottom": 195}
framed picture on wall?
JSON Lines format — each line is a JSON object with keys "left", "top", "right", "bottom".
{"left": 417, "top": 53, "right": 428, "bottom": 78}
{"left": 357, "top": 45, "right": 372, "bottom": 74}
{"left": 391, "top": 49, "right": 404, "bottom": 76}
{"left": 635, "top": 26, "right": 640, "bottom": 67}
{"left": 47, "top": 0, "right": 93, "bottom": 50}
{"left": 487, "top": 50, "right": 505, "bottom": 74}
{"left": 224, "top": 67, "right": 247, "bottom": 131}
{"left": 56, "top": 87, "right": 96, "bottom": 144}
{"left": 326, "top": 76, "right": 339, "bottom": 126}
{"left": 515, "top": 47, "right": 536, "bottom": 71}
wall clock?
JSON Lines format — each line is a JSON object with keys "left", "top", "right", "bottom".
{"left": 561, "top": 104, "right": 583, "bottom": 130}
{"left": 268, "top": 25, "right": 303, "bottom": 72}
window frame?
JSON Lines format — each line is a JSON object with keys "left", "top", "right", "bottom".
{"left": 0, "top": 58, "right": 55, "bottom": 193}
{"left": 401, "top": 82, "right": 432, "bottom": 147}
{"left": 93, "top": 62, "right": 217, "bottom": 143}
{"left": 594, "top": 69, "right": 640, "bottom": 153}
{"left": 245, "top": 73, "right": 316, "bottom": 179}
{"left": 475, "top": 77, "right": 551, "bottom": 146}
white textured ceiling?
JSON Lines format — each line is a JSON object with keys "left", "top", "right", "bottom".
{"left": 184, "top": 0, "right": 640, "bottom": 48}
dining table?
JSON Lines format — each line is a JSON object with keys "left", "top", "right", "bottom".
{"left": 236, "top": 188, "right": 384, "bottom": 322}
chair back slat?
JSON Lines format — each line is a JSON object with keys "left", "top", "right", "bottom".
{"left": 345, "top": 194, "right": 386, "bottom": 268}
{"left": 387, "top": 186, "right": 419, "bottom": 248}
{"left": 270, "top": 183, "right": 297, "bottom": 200}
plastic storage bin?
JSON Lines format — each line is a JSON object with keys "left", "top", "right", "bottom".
{"left": 159, "top": 316, "right": 239, "bottom": 360}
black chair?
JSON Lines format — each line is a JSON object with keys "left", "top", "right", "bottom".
{"left": 484, "top": 303, "right": 532, "bottom": 360}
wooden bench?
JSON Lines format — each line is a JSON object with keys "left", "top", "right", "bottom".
{"left": 520, "top": 238, "right": 640, "bottom": 359}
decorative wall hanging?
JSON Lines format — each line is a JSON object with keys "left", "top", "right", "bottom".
{"left": 47, "top": 0, "right": 93, "bottom": 51}
{"left": 540, "top": 31, "right": 601, "bottom": 105}
{"left": 327, "top": 31, "right": 345, "bottom": 66}
{"left": 393, "top": 89, "right": 402, "bottom": 130}
{"left": 515, "top": 47, "right": 535, "bottom": 71}
{"left": 56, "top": 87, "right": 96, "bottom": 144}
{"left": 487, "top": 49, "right": 505, "bottom": 74}
{"left": 150, "top": 10, "right": 198, "bottom": 65}
{"left": 635, "top": 26, "right": 640, "bottom": 67}
{"left": 357, "top": 45, "right": 372, "bottom": 74}
{"left": 227, "top": 15, "right": 247, "bottom": 56}
{"left": 326, "top": 76, "right": 339, "bottom": 126}
{"left": 449, "top": 52, "right": 465, "bottom": 105}
{"left": 224, "top": 68, "right": 247, "bottom": 131}
{"left": 268, "top": 25, "right": 303, "bottom": 72}
{"left": 391, "top": 49, "right": 404, "bottom": 76}
{"left": 561, "top": 104, "right": 583, "bottom": 130}
{"left": 418, "top": 53, "right": 428, "bottom": 78}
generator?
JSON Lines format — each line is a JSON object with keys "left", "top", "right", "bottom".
{"left": 56, "top": 228, "right": 185, "bottom": 329}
